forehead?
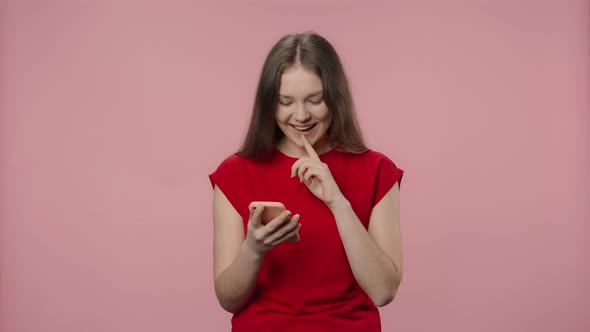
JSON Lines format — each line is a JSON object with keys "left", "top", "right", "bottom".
{"left": 279, "top": 65, "right": 323, "bottom": 97}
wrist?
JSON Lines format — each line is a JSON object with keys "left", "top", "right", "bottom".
{"left": 242, "top": 241, "right": 266, "bottom": 261}
{"left": 327, "top": 195, "right": 351, "bottom": 211}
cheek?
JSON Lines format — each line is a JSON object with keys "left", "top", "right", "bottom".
{"left": 317, "top": 107, "right": 332, "bottom": 123}
{"left": 275, "top": 108, "right": 288, "bottom": 123}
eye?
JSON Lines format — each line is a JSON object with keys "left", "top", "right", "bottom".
{"left": 309, "top": 98, "right": 323, "bottom": 104}
{"left": 279, "top": 101, "right": 292, "bottom": 106}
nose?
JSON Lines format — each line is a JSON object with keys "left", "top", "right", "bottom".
{"left": 293, "top": 103, "right": 311, "bottom": 122}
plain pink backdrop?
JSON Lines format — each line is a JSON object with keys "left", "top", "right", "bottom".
{"left": 1, "top": 0, "right": 589, "bottom": 331}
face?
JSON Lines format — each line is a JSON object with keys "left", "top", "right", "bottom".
{"left": 275, "top": 64, "right": 333, "bottom": 155}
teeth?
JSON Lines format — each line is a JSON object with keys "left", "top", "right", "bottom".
{"left": 292, "top": 124, "right": 314, "bottom": 131}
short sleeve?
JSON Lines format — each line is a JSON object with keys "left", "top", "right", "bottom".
{"left": 372, "top": 155, "right": 404, "bottom": 208}
{"left": 208, "top": 154, "right": 241, "bottom": 214}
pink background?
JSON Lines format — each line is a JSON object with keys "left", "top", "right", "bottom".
{"left": 1, "top": 0, "right": 589, "bottom": 331}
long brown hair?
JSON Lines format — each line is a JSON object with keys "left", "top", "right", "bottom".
{"left": 238, "top": 31, "right": 367, "bottom": 160}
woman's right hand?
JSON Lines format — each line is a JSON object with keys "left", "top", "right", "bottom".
{"left": 244, "top": 205, "right": 302, "bottom": 256}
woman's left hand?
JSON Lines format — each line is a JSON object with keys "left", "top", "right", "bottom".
{"left": 291, "top": 135, "right": 347, "bottom": 208}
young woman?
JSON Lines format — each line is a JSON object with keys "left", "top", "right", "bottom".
{"left": 209, "top": 31, "right": 405, "bottom": 332}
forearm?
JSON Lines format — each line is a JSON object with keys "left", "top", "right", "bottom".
{"left": 329, "top": 199, "right": 402, "bottom": 306}
{"left": 214, "top": 242, "right": 264, "bottom": 313}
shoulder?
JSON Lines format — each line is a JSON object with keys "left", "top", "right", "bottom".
{"left": 214, "top": 153, "right": 250, "bottom": 169}
{"left": 210, "top": 154, "right": 244, "bottom": 180}
{"left": 219, "top": 153, "right": 242, "bottom": 165}
{"left": 209, "top": 153, "right": 253, "bottom": 190}
{"left": 336, "top": 148, "right": 396, "bottom": 165}
{"left": 334, "top": 149, "right": 404, "bottom": 183}
{"left": 211, "top": 152, "right": 271, "bottom": 178}
{"left": 363, "top": 149, "right": 392, "bottom": 161}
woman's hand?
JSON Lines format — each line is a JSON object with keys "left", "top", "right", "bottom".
{"left": 291, "top": 135, "right": 347, "bottom": 208}
{"left": 244, "top": 204, "right": 302, "bottom": 257}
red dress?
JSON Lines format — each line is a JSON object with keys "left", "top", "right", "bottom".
{"left": 209, "top": 146, "right": 404, "bottom": 332}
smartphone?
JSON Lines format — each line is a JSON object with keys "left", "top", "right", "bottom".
{"left": 249, "top": 201, "right": 287, "bottom": 225}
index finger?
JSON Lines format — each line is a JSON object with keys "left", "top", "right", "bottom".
{"left": 300, "top": 135, "right": 320, "bottom": 161}
{"left": 264, "top": 210, "right": 292, "bottom": 232}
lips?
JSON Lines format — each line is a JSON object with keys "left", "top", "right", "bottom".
{"left": 291, "top": 124, "right": 316, "bottom": 132}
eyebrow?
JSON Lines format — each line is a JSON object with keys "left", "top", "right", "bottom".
{"left": 279, "top": 90, "right": 323, "bottom": 99}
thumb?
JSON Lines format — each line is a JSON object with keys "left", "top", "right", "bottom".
{"left": 249, "top": 204, "right": 265, "bottom": 227}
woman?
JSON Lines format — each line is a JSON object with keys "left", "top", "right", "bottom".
{"left": 208, "top": 31, "right": 405, "bottom": 332}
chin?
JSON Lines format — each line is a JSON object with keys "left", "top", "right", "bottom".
{"left": 293, "top": 136, "right": 306, "bottom": 147}
{"left": 299, "top": 134, "right": 315, "bottom": 146}
{"left": 297, "top": 135, "right": 307, "bottom": 145}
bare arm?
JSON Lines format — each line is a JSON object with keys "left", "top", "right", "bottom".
{"left": 329, "top": 182, "right": 403, "bottom": 307}
{"left": 212, "top": 185, "right": 262, "bottom": 313}
{"left": 212, "top": 185, "right": 302, "bottom": 313}
{"left": 291, "top": 135, "right": 404, "bottom": 307}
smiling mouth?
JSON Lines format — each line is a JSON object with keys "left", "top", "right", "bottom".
{"left": 291, "top": 124, "right": 316, "bottom": 132}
